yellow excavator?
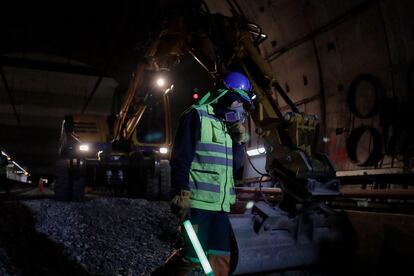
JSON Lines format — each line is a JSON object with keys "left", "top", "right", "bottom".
{"left": 55, "top": 81, "right": 172, "bottom": 201}
{"left": 55, "top": 2, "right": 355, "bottom": 273}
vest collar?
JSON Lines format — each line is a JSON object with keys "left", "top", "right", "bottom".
{"left": 206, "top": 104, "right": 223, "bottom": 121}
{"left": 206, "top": 104, "right": 216, "bottom": 116}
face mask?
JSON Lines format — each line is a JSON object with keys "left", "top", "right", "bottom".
{"left": 224, "top": 105, "right": 246, "bottom": 123}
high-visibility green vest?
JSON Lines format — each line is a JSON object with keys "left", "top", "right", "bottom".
{"left": 189, "top": 104, "right": 236, "bottom": 212}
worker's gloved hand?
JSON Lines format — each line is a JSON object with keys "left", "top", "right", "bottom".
{"left": 171, "top": 190, "right": 191, "bottom": 220}
{"left": 227, "top": 121, "right": 249, "bottom": 144}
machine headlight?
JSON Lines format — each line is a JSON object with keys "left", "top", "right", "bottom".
{"left": 159, "top": 147, "right": 168, "bottom": 154}
{"left": 79, "top": 144, "right": 90, "bottom": 152}
{"left": 156, "top": 77, "right": 166, "bottom": 87}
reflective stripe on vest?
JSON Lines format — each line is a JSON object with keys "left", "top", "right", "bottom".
{"left": 189, "top": 104, "right": 236, "bottom": 212}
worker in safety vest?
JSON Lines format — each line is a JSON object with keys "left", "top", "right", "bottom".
{"left": 152, "top": 71, "right": 255, "bottom": 276}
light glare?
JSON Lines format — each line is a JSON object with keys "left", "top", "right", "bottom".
{"left": 156, "top": 78, "right": 166, "bottom": 87}
{"left": 246, "top": 201, "right": 254, "bottom": 209}
{"left": 246, "top": 147, "right": 266, "bottom": 156}
{"left": 12, "top": 161, "right": 30, "bottom": 176}
{"left": 159, "top": 147, "right": 168, "bottom": 154}
{"left": 79, "top": 144, "right": 90, "bottom": 152}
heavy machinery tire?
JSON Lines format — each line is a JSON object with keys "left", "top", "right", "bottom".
{"left": 145, "top": 166, "right": 159, "bottom": 200}
{"left": 54, "top": 159, "right": 71, "bottom": 201}
{"left": 159, "top": 159, "right": 171, "bottom": 200}
{"left": 72, "top": 178, "right": 85, "bottom": 202}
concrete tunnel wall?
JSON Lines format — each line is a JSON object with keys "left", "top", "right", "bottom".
{"left": 208, "top": 0, "right": 414, "bottom": 172}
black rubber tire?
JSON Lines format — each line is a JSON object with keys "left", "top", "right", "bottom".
{"left": 72, "top": 178, "right": 85, "bottom": 202}
{"left": 159, "top": 159, "right": 171, "bottom": 201}
{"left": 54, "top": 159, "right": 71, "bottom": 201}
{"left": 145, "top": 166, "right": 159, "bottom": 201}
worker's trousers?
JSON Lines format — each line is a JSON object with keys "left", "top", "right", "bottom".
{"left": 151, "top": 250, "right": 230, "bottom": 276}
{"left": 152, "top": 208, "right": 232, "bottom": 276}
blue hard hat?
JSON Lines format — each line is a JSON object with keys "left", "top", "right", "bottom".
{"left": 222, "top": 71, "right": 255, "bottom": 109}
{"left": 194, "top": 71, "right": 255, "bottom": 109}
{"left": 223, "top": 71, "right": 252, "bottom": 92}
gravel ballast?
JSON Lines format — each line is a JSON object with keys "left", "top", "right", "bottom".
{"left": 19, "top": 198, "right": 179, "bottom": 275}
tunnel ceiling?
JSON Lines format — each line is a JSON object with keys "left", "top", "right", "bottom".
{"left": 0, "top": 0, "right": 413, "bottom": 177}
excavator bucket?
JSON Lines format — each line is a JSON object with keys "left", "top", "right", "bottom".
{"left": 229, "top": 201, "right": 357, "bottom": 275}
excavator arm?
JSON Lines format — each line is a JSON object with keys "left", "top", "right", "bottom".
{"left": 113, "top": 9, "right": 339, "bottom": 204}
{"left": 112, "top": 17, "right": 189, "bottom": 142}
{"left": 234, "top": 21, "right": 340, "bottom": 201}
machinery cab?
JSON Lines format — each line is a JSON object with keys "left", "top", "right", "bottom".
{"left": 131, "top": 91, "right": 172, "bottom": 159}
{"left": 55, "top": 93, "right": 172, "bottom": 201}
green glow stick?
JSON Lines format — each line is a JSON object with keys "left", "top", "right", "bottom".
{"left": 183, "top": 220, "right": 214, "bottom": 276}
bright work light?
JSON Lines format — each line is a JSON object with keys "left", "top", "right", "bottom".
{"left": 159, "top": 147, "right": 168, "bottom": 154}
{"left": 183, "top": 220, "right": 214, "bottom": 276}
{"left": 79, "top": 144, "right": 90, "bottom": 152}
{"left": 156, "top": 78, "right": 166, "bottom": 87}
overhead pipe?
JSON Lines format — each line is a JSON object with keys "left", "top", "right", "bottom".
{"left": 340, "top": 188, "right": 414, "bottom": 199}
{"left": 235, "top": 186, "right": 414, "bottom": 199}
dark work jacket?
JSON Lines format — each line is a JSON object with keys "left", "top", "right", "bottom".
{"left": 170, "top": 108, "right": 244, "bottom": 196}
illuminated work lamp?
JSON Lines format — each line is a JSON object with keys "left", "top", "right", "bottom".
{"left": 156, "top": 77, "right": 166, "bottom": 87}
{"left": 79, "top": 144, "right": 90, "bottom": 152}
{"left": 159, "top": 147, "right": 168, "bottom": 154}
